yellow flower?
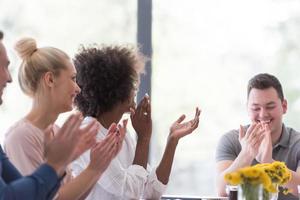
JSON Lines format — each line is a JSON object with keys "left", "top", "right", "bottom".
{"left": 224, "top": 172, "right": 241, "bottom": 185}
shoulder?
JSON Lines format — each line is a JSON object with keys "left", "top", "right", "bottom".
{"left": 286, "top": 126, "right": 300, "bottom": 137}
{"left": 218, "top": 128, "right": 239, "bottom": 146}
{"left": 5, "top": 119, "right": 43, "bottom": 146}
{"left": 285, "top": 126, "right": 300, "bottom": 147}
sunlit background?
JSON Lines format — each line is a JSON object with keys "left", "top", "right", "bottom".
{"left": 1, "top": 0, "right": 300, "bottom": 196}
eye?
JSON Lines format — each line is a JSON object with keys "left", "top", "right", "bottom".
{"left": 251, "top": 107, "right": 260, "bottom": 112}
{"left": 71, "top": 76, "right": 76, "bottom": 81}
{"left": 266, "top": 106, "right": 275, "bottom": 110}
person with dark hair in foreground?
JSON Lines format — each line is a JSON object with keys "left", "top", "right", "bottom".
{"left": 72, "top": 44, "right": 201, "bottom": 199}
{"left": 216, "top": 73, "right": 300, "bottom": 200}
{"left": 0, "top": 32, "right": 98, "bottom": 200}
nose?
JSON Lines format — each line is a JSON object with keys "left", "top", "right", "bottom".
{"left": 259, "top": 108, "right": 268, "bottom": 119}
{"left": 75, "top": 82, "right": 81, "bottom": 94}
{"left": 6, "top": 69, "right": 12, "bottom": 83}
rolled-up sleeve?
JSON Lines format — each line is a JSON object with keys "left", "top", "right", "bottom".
{"left": 143, "top": 167, "right": 167, "bottom": 199}
{"left": 99, "top": 161, "right": 148, "bottom": 199}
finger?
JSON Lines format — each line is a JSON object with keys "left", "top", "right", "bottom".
{"left": 249, "top": 127, "right": 265, "bottom": 145}
{"left": 67, "top": 115, "right": 83, "bottom": 140}
{"left": 138, "top": 97, "right": 147, "bottom": 117}
{"left": 58, "top": 114, "right": 76, "bottom": 138}
{"left": 102, "top": 130, "right": 117, "bottom": 149}
{"left": 78, "top": 124, "right": 98, "bottom": 149}
{"left": 142, "top": 95, "right": 148, "bottom": 111}
{"left": 245, "top": 123, "right": 258, "bottom": 139}
{"left": 103, "top": 135, "right": 118, "bottom": 155}
{"left": 239, "top": 125, "right": 245, "bottom": 140}
{"left": 195, "top": 107, "right": 200, "bottom": 118}
{"left": 73, "top": 111, "right": 83, "bottom": 118}
{"left": 175, "top": 114, "right": 186, "bottom": 124}
{"left": 145, "top": 94, "right": 151, "bottom": 118}
{"left": 107, "top": 123, "right": 118, "bottom": 136}
{"left": 263, "top": 123, "right": 271, "bottom": 134}
{"left": 130, "top": 107, "right": 136, "bottom": 118}
{"left": 123, "top": 118, "right": 128, "bottom": 128}
{"left": 113, "top": 141, "right": 122, "bottom": 157}
{"left": 118, "top": 119, "right": 127, "bottom": 140}
{"left": 191, "top": 117, "right": 200, "bottom": 130}
{"left": 93, "top": 137, "right": 113, "bottom": 155}
{"left": 193, "top": 110, "right": 200, "bottom": 124}
{"left": 130, "top": 107, "right": 135, "bottom": 115}
{"left": 82, "top": 123, "right": 98, "bottom": 144}
{"left": 248, "top": 123, "right": 263, "bottom": 140}
{"left": 136, "top": 97, "right": 144, "bottom": 115}
{"left": 147, "top": 102, "right": 151, "bottom": 117}
{"left": 252, "top": 132, "right": 265, "bottom": 149}
{"left": 118, "top": 125, "right": 126, "bottom": 140}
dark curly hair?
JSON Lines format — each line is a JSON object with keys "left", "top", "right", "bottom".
{"left": 74, "top": 44, "right": 145, "bottom": 117}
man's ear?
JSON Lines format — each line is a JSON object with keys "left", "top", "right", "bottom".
{"left": 43, "top": 71, "right": 55, "bottom": 88}
{"left": 282, "top": 99, "right": 287, "bottom": 114}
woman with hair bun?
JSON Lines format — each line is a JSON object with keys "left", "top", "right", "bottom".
{"left": 4, "top": 37, "right": 126, "bottom": 200}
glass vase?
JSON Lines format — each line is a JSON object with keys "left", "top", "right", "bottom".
{"left": 238, "top": 184, "right": 278, "bottom": 200}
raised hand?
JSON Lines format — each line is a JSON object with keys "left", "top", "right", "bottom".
{"left": 130, "top": 94, "right": 152, "bottom": 141}
{"left": 255, "top": 123, "right": 273, "bottom": 163}
{"left": 168, "top": 107, "right": 201, "bottom": 141}
{"left": 72, "top": 118, "right": 100, "bottom": 161}
{"left": 44, "top": 113, "right": 98, "bottom": 176}
{"left": 114, "top": 119, "right": 128, "bottom": 156}
{"left": 88, "top": 119, "right": 128, "bottom": 173}
{"left": 239, "top": 123, "right": 265, "bottom": 160}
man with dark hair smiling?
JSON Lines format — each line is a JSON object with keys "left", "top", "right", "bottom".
{"left": 216, "top": 73, "right": 300, "bottom": 200}
{"left": 0, "top": 30, "right": 98, "bottom": 200}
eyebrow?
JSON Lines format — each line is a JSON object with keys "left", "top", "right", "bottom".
{"left": 251, "top": 102, "right": 276, "bottom": 107}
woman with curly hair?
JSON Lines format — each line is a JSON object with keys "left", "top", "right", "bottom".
{"left": 4, "top": 38, "right": 126, "bottom": 200}
{"left": 72, "top": 44, "right": 201, "bottom": 200}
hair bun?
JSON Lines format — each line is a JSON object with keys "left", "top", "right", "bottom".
{"left": 14, "top": 37, "right": 38, "bottom": 59}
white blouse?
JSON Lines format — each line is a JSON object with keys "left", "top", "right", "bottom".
{"left": 71, "top": 117, "right": 167, "bottom": 200}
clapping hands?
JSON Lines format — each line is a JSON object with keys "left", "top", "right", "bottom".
{"left": 44, "top": 113, "right": 98, "bottom": 176}
{"left": 88, "top": 119, "right": 128, "bottom": 173}
{"left": 239, "top": 122, "right": 273, "bottom": 163}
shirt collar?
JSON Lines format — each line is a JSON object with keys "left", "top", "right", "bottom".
{"left": 83, "top": 116, "right": 107, "bottom": 138}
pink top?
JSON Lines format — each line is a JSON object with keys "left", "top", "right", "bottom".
{"left": 4, "top": 118, "right": 72, "bottom": 184}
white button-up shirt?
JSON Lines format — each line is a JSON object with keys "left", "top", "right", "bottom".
{"left": 71, "top": 117, "right": 167, "bottom": 200}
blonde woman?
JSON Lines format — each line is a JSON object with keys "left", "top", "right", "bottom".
{"left": 4, "top": 38, "right": 126, "bottom": 200}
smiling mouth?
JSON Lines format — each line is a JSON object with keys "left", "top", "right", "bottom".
{"left": 257, "top": 119, "right": 272, "bottom": 124}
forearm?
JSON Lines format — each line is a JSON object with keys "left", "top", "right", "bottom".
{"left": 57, "top": 167, "right": 101, "bottom": 200}
{"left": 156, "top": 137, "right": 178, "bottom": 185}
{"left": 1, "top": 164, "right": 60, "bottom": 200}
{"left": 133, "top": 138, "right": 150, "bottom": 169}
{"left": 217, "top": 152, "right": 253, "bottom": 196}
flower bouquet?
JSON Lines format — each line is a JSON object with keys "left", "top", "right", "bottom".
{"left": 224, "top": 161, "right": 291, "bottom": 200}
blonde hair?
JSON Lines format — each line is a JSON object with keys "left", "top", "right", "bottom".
{"left": 15, "top": 37, "right": 70, "bottom": 96}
